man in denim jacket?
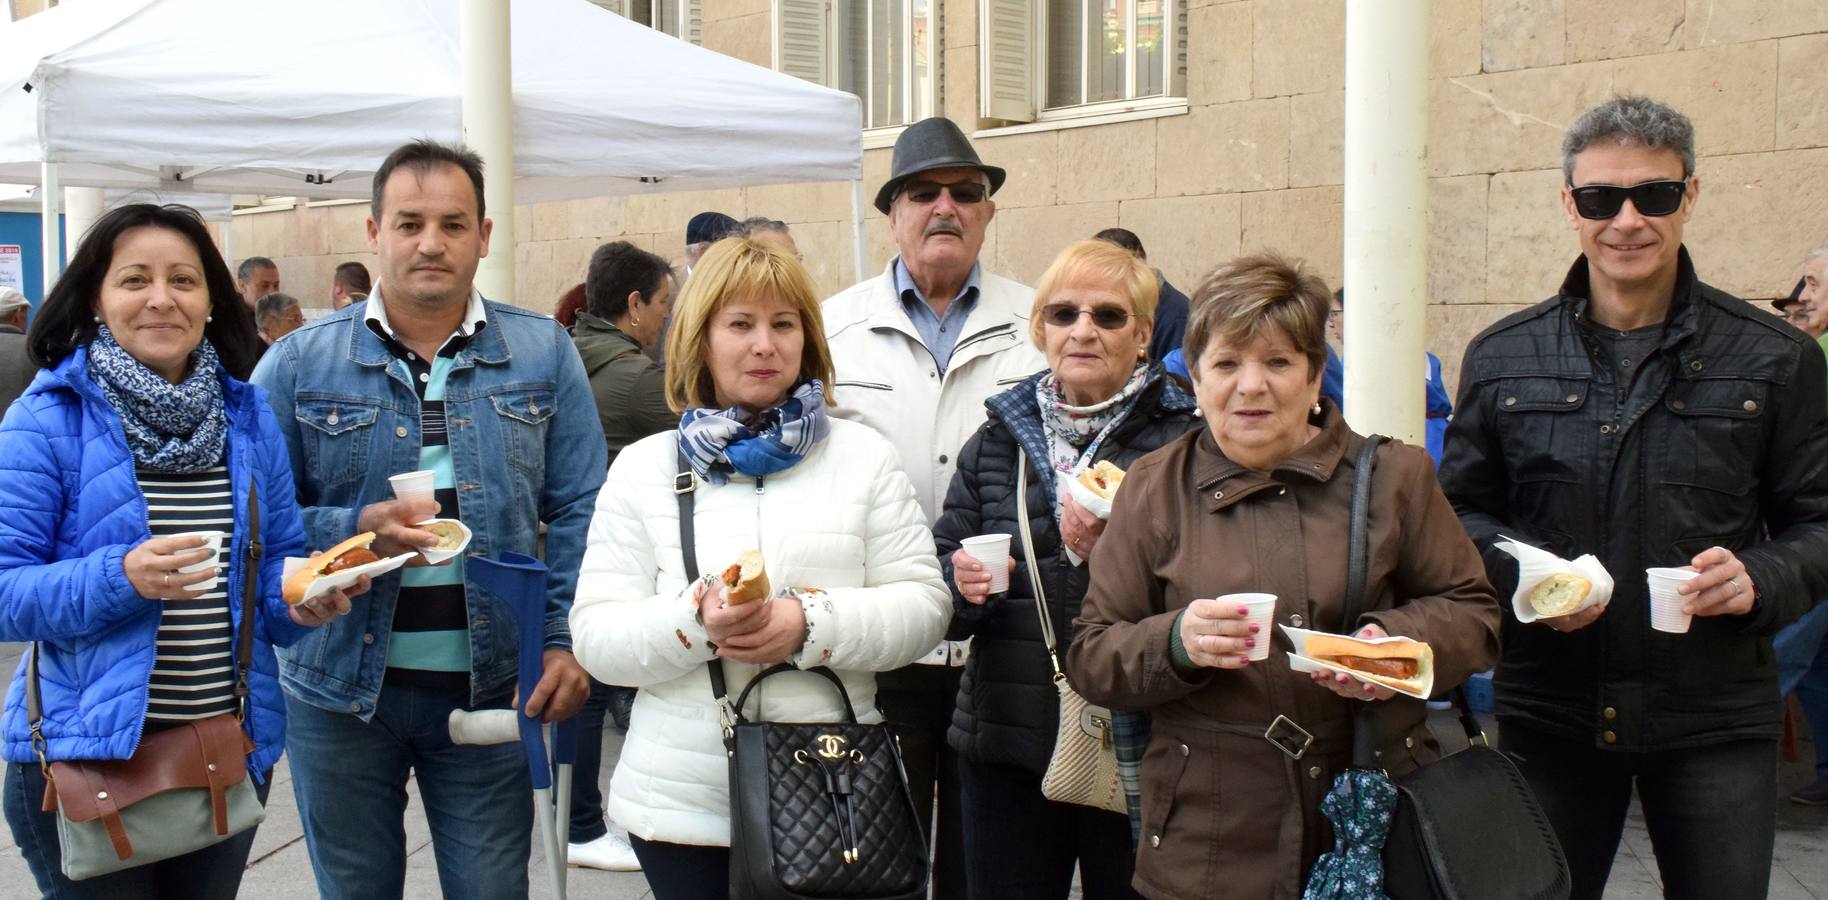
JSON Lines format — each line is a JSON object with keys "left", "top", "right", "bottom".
{"left": 252, "top": 141, "right": 606, "bottom": 898}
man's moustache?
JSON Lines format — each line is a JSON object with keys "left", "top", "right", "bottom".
{"left": 924, "top": 221, "right": 963, "bottom": 238}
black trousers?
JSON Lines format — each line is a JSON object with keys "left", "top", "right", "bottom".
{"left": 628, "top": 835, "right": 729, "bottom": 900}
{"left": 957, "top": 758, "right": 1140, "bottom": 900}
{"left": 877, "top": 662, "right": 967, "bottom": 899}
{"left": 1502, "top": 721, "right": 1777, "bottom": 900}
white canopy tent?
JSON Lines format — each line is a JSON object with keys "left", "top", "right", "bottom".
{"left": 0, "top": 0, "right": 864, "bottom": 281}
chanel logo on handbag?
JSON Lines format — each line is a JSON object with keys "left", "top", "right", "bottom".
{"left": 815, "top": 734, "right": 848, "bottom": 760}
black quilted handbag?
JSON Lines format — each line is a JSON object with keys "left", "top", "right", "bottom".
{"left": 674, "top": 450, "right": 929, "bottom": 900}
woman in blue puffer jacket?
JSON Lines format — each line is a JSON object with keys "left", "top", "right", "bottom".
{"left": 0, "top": 204, "right": 359, "bottom": 899}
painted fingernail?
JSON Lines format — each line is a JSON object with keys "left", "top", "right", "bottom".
{"left": 1249, "top": 624, "right": 1261, "bottom": 634}
{"left": 1237, "top": 606, "right": 1249, "bottom": 616}
{"left": 1244, "top": 638, "right": 1256, "bottom": 648}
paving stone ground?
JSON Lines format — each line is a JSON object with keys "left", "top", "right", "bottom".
{"left": 0, "top": 639, "right": 1822, "bottom": 899}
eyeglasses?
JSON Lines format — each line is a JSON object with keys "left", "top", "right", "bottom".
{"left": 1041, "top": 303, "right": 1134, "bottom": 330}
{"left": 901, "top": 180, "right": 989, "bottom": 205}
{"left": 1568, "top": 179, "right": 1688, "bottom": 220}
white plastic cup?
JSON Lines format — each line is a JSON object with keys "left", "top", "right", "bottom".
{"left": 1220, "top": 592, "right": 1278, "bottom": 661}
{"left": 174, "top": 529, "right": 225, "bottom": 593}
{"left": 389, "top": 470, "right": 437, "bottom": 505}
{"left": 1646, "top": 567, "right": 1700, "bottom": 634}
{"left": 960, "top": 534, "right": 1014, "bottom": 594}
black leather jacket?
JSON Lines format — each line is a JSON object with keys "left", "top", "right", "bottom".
{"left": 1440, "top": 250, "right": 1828, "bottom": 751}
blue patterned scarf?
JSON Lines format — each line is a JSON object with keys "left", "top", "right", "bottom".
{"left": 677, "top": 380, "right": 831, "bottom": 485}
{"left": 87, "top": 324, "right": 227, "bottom": 473}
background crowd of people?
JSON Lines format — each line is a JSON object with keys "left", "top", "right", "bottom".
{"left": 0, "top": 94, "right": 1825, "bottom": 900}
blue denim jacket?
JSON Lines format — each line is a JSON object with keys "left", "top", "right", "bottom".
{"left": 250, "top": 298, "right": 607, "bottom": 717}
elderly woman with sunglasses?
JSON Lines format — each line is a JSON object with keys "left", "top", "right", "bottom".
{"left": 933, "top": 239, "right": 1199, "bottom": 899}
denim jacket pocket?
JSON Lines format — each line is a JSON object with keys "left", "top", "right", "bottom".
{"left": 295, "top": 399, "right": 379, "bottom": 488}
{"left": 489, "top": 388, "right": 557, "bottom": 477}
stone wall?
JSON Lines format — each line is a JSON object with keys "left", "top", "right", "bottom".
{"left": 231, "top": 0, "right": 1828, "bottom": 395}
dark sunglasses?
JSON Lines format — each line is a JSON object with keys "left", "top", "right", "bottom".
{"left": 1042, "top": 303, "right": 1134, "bottom": 330}
{"left": 901, "top": 180, "right": 989, "bottom": 205}
{"left": 1568, "top": 179, "right": 1687, "bottom": 220}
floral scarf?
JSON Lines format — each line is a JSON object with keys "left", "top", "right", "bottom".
{"left": 677, "top": 380, "right": 832, "bottom": 485}
{"left": 1035, "top": 363, "right": 1150, "bottom": 523}
{"left": 87, "top": 324, "right": 227, "bottom": 473}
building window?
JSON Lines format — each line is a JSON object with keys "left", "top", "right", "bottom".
{"left": 776, "top": 1, "right": 937, "bottom": 132}
{"left": 983, "top": 0, "right": 1186, "bottom": 124}
{"left": 590, "top": 0, "right": 701, "bottom": 44}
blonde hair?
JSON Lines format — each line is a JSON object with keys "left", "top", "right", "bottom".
{"left": 1028, "top": 239, "right": 1160, "bottom": 350}
{"left": 663, "top": 237, "right": 835, "bottom": 412}
{"left": 1184, "top": 252, "right": 1330, "bottom": 381}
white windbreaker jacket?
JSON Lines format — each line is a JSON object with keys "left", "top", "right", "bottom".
{"left": 570, "top": 418, "right": 950, "bottom": 846}
{"left": 822, "top": 260, "right": 1048, "bottom": 524}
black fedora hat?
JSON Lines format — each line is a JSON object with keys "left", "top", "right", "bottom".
{"left": 874, "top": 117, "right": 1007, "bottom": 214}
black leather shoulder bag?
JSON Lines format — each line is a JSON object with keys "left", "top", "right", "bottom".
{"left": 1340, "top": 436, "right": 1571, "bottom": 900}
{"left": 675, "top": 451, "right": 929, "bottom": 900}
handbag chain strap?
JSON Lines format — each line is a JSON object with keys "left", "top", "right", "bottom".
{"left": 28, "top": 480, "right": 263, "bottom": 770}
{"left": 1014, "top": 455, "right": 1064, "bottom": 681}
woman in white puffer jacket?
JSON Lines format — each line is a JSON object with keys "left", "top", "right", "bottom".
{"left": 570, "top": 237, "right": 950, "bottom": 899}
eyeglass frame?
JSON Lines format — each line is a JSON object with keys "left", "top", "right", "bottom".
{"left": 1040, "top": 302, "right": 1137, "bottom": 331}
{"left": 897, "top": 178, "right": 992, "bottom": 207}
{"left": 1566, "top": 178, "right": 1690, "bottom": 220}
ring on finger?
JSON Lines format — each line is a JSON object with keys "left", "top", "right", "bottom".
{"left": 1728, "top": 577, "right": 1741, "bottom": 594}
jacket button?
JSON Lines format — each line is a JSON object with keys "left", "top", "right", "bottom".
{"left": 1565, "top": 394, "right": 1578, "bottom": 403}
{"left": 1150, "top": 834, "right": 1161, "bottom": 848}
{"left": 326, "top": 413, "right": 339, "bottom": 426}
{"left": 1290, "top": 614, "right": 1304, "bottom": 627}
{"left": 1744, "top": 400, "right": 1758, "bottom": 413}
{"left": 1213, "top": 490, "right": 1224, "bottom": 500}
{"left": 1672, "top": 400, "right": 1687, "bottom": 411}
{"left": 350, "top": 702, "right": 363, "bottom": 713}
{"left": 363, "top": 633, "right": 375, "bottom": 645}
{"left": 96, "top": 791, "right": 108, "bottom": 800}
{"left": 1404, "top": 737, "right": 1414, "bottom": 748}
{"left": 938, "top": 454, "right": 948, "bottom": 464}
{"left": 1277, "top": 487, "right": 1287, "bottom": 496}
{"left": 1600, "top": 424, "right": 1614, "bottom": 434}
{"left": 1504, "top": 397, "right": 1517, "bottom": 406}
{"left": 1179, "top": 743, "right": 1189, "bottom": 757}
{"left": 1309, "top": 766, "right": 1322, "bottom": 778}
{"left": 1603, "top": 706, "right": 1617, "bottom": 720}
{"left": 1603, "top": 730, "right": 1617, "bottom": 744}
{"left": 1690, "top": 361, "right": 1704, "bottom": 372}
{"left": 395, "top": 426, "right": 408, "bottom": 438}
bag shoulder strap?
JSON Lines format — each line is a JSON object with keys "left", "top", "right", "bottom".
{"left": 29, "top": 477, "right": 265, "bottom": 755}
{"left": 1015, "top": 455, "right": 1062, "bottom": 676}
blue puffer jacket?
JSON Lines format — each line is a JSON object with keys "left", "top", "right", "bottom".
{"left": 0, "top": 347, "right": 309, "bottom": 776}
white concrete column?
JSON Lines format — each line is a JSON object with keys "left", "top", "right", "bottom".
{"left": 1342, "top": 0, "right": 1429, "bottom": 445}
{"left": 850, "top": 180, "right": 867, "bottom": 283}
{"left": 63, "top": 186, "right": 104, "bottom": 255}
{"left": 40, "top": 163, "right": 60, "bottom": 294}
{"left": 461, "top": 0, "right": 516, "bottom": 305}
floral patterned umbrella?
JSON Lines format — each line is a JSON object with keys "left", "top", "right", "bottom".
{"left": 1304, "top": 768, "right": 1398, "bottom": 900}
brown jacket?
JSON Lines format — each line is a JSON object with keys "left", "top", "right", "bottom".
{"left": 1065, "top": 406, "right": 1500, "bottom": 900}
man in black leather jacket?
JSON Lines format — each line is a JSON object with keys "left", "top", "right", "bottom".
{"left": 1440, "top": 96, "right": 1828, "bottom": 900}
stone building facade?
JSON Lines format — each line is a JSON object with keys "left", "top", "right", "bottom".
{"left": 201, "top": 1, "right": 1827, "bottom": 394}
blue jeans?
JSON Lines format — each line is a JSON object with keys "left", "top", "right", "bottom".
{"left": 285, "top": 682, "right": 532, "bottom": 900}
{"left": 4, "top": 760, "right": 272, "bottom": 900}
{"left": 1502, "top": 721, "right": 1776, "bottom": 900}
{"left": 1774, "top": 600, "right": 1828, "bottom": 778}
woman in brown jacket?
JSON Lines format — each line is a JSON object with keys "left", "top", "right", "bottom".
{"left": 1064, "top": 253, "right": 1501, "bottom": 900}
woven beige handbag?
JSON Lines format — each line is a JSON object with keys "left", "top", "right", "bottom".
{"left": 1017, "top": 455, "right": 1126, "bottom": 814}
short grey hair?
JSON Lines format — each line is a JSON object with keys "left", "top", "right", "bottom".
{"left": 1808, "top": 245, "right": 1828, "bottom": 263}
{"left": 254, "top": 291, "right": 299, "bottom": 325}
{"left": 738, "top": 216, "right": 790, "bottom": 237}
{"left": 1561, "top": 96, "right": 1696, "bottom": 184}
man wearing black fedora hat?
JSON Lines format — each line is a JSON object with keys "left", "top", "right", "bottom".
{"left": 824, "top": 116, "right": 1046, "bottom": 897}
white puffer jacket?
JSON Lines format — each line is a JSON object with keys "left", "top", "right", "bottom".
{"left": 570, "top": 418, "right": 950, "bottom": 846}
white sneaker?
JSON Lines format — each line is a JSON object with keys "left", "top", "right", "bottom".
{"left": 567, "top": 832, "right": 642, "bottom": 872}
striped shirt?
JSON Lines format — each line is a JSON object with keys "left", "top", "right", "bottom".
{"left": 365, "top": 297, "right": 483, "bottom": 690}
{"left": 140, "top": 467, "right": 239, "bottom": 723}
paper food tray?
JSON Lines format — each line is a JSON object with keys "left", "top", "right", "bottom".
{"left": 1280, "top": 624, "right": 1434, "bottom": 700}
{"left": 1494, "top": 534, "right": 1614, "bottom": 623}
{"left": 414, "top": 518, "right": 472, "bottom": 565}
{"left": 281, "top": 552, "right": 417, "bottom": 602}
